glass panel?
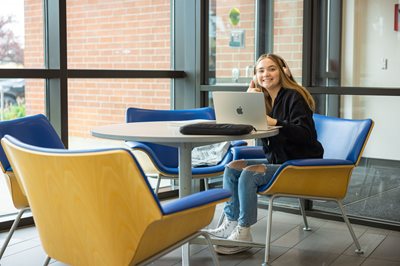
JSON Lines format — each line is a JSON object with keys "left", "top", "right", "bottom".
{"left": 0, "top": 79, "right": 45, "bottom": 216}
{"left": 342, "top": 0, "right": 400, "bottom": 88}
{"left": 66, "top": 0, "right": 171, "bottom": 69}
{"left": 0, "top": 0, "right": 44, "bottom": 68}
{"left": 68, "top": 79, "right": 171, "bottom": 190}
{"left": 313, "top": 95, "right": 400, "bottom": 223}
{"left": 208, "top": 0, "right": 256, "bottom": 84}
{"left": 208, "top": 0, "right": 303, "bottom": 85}
{"left": 273, "top": 0, "right": 304, "bottom": 84}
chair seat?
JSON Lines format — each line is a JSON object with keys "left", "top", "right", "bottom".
{"left": 126, "top": 141, "right": 236, "bottom": 176}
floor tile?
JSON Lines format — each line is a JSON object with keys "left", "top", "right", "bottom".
{"left": 369, "top": 235, "right": 400, "bottom": 262}
{"left": 0, "top": 245, "right": 47, "bottom": 266}
{"left": 272, "top": 225, "right": 313, "bottom": 248}
{"left": 330, "top": 254, "right": 366, "bottom": 266}
{"left": 361, "top": 257, "right": 400, "bottom": 266}
{"left": 270, "top": 248, "right": 339, "bottom": 266}
{"left": 343, "top": 232, "right": 385, "bottom": 257}
{"left": 293, "top": 227, "right": 355, "bottom": 254}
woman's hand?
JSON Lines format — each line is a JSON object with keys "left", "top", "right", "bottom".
{"left": 266, "top": 115, "right": 277, "bottom": 126}
{"left": 247, "top": 79, "right": 261, "bottom": 93}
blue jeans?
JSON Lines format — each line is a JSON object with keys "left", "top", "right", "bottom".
{"left": 223, "top": 159, "right": 281, "bottom": 227}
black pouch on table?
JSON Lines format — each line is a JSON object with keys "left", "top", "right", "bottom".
{"left": 180, "top": 122, "right": 255, "bottom": 135}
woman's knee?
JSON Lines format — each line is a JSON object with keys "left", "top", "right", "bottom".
{"left": 226, "top": 159, "right": 248, "bottom": 170}
{"left": 243, "top": 164, "right": 266, "bottom": 174}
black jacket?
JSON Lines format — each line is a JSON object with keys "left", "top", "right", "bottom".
{"left": 261, "top": 88, "right": 324, "bottom": 164}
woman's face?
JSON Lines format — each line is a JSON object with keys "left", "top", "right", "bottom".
{"left": 255, "top": 57, "right": 281, "bottom": 91}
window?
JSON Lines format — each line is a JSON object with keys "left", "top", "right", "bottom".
{"left": 0, "top": 0, "right": 177, "bottom": 219}
{"left": 206, "top": 0, "right": 303, "bottom": 87}
{"left": 208, "top": 0, "right": 256, "bottom": 85}
{"left": 312, "top": 0, "right": 400, "bottom": 224}
{"left": 66, "top": 0, "right": 170, "bottom": 70}
{"left": 0, "top": 0, "right": 44, "bottom": 69}
{"left": 0, "top": 79, "right": 45, "bottom": 216}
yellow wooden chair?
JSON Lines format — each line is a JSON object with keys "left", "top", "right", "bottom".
{"left": 1, "top": 135, "right": 231, "bottom": 265}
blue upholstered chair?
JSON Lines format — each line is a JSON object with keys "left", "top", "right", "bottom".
{"left": 0, "top": 114, "right": 65, "bottom": 260}
{"left": 1, "top": 135, "right": 231, "bottom": 265}
{"left": 230, "top": 114, "right": 374, "bottom": 265}
{"left": 125, "top": 107, "right": 246, "bottom": 194}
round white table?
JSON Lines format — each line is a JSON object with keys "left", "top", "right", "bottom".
{"left": 91, "top": 121, "right": 279, "bottom": 198}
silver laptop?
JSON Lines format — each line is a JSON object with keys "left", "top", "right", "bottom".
{"left": 212, "top": 91, "right": 269, "bottom": 130}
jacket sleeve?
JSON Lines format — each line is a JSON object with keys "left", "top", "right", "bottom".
{"left": 275, "top": 93, "right": 316, "bottom": 145}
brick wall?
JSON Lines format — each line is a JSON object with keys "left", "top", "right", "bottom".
{"left": 24, "top": 0, "right": 44, "bottom": 115}
{"left": 273, "top": 0, "right": 303, "bottom": 79}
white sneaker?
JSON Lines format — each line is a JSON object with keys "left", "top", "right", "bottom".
{"left": 227, "top": 225, "right": 253, "bottom": 242}
{"left": 205, "top": 218, "right": 238, "bottom": 238}
{"left": 214, "top": 225, "right": 253, "bottom": 255}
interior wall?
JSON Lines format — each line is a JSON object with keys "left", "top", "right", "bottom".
{"left": 342, "top": 0, "right": 400, "bottom": 160}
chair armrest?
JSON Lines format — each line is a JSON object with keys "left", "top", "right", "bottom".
{"left": 162, "top": 188, "right": 231, "bottom": 215}
{"left": 125, "top": 141, "right": 149, "bottom": 151}
{"left": 258, "top": 158, "right": 355, "bottom": 198}
{"left": 231, "top": 140, "right": 247, "bottom": 147}
{"left": 284, "top": 158, "right": 354, "bottom": 167}
{"left": 231, "top": 146, "right": 265, "bottom": 160}
{"left": 125, "top": 141, "right": 163, "bottom": 164}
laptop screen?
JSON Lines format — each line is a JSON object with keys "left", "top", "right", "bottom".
{"left": 212, "top": 91, "right": 269, "bottom": 130}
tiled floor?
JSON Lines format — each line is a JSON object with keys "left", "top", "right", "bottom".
{"left": 1, "top": 203, "right": 400, "bottom": 266}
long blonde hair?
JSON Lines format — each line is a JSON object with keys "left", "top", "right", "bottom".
{"left": 254, "top": 53, "right": 316, "bottom": 114}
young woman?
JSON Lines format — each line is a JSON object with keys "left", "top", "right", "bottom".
{"left": 207, "top": 53, "right": 324, "bottom": 254}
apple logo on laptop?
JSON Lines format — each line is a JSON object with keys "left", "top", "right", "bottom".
{"left": 236, "top": 106, "right": 243, "bottom": 115}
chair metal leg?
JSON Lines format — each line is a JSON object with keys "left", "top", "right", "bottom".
{"left": 43, "top": 256, "right": 51, "bottom": 266}
{"left": 216, "top": 211, "right": 225, "bottom": 227}
{"left": 154, "top": 175, "right": 162, "bottom": 194}
{"left": 199, "top": 231, "right": 220, "bottom": 266}
{"left": 262, "top": 195, "right": 275, "bottom": 266}
{"left": 298, "top": 198, "right": 311, "bottom": 231}
{"left": 204, "top": 178, "right": 209, "bottom": 190}
{"left": 0, "top": 207, "right": 30, "bottom": 259}
{"left": 337, "top": 200, "right": 364, "bottom": 254}
{"left": 182, "top": 243, "right": 190, "bottom": 266}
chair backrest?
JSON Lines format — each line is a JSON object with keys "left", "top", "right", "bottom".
{"left": 126, "top": 107, "right": 215, "bottom": 168}
{"left": 1, "top": 135, "right": 163, "bottom": 266}
{"left": 313, "top": 114, "right": 374, "bottom": 165}
{"left": 0, "top": 114, "right": 65, "bottom": 208}
{"left": 0, "top": 114, "right": 65, "bottom": 173}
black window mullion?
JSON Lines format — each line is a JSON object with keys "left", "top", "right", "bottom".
{"left": 44, "top": 0, "right": 68, "bottom": 146}
{"left": 256, "top": 0, "right": 274, "bottom": 57}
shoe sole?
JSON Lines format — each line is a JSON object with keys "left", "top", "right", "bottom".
{"left": 214, "top": 245, "right": 251, "bottom": 255}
